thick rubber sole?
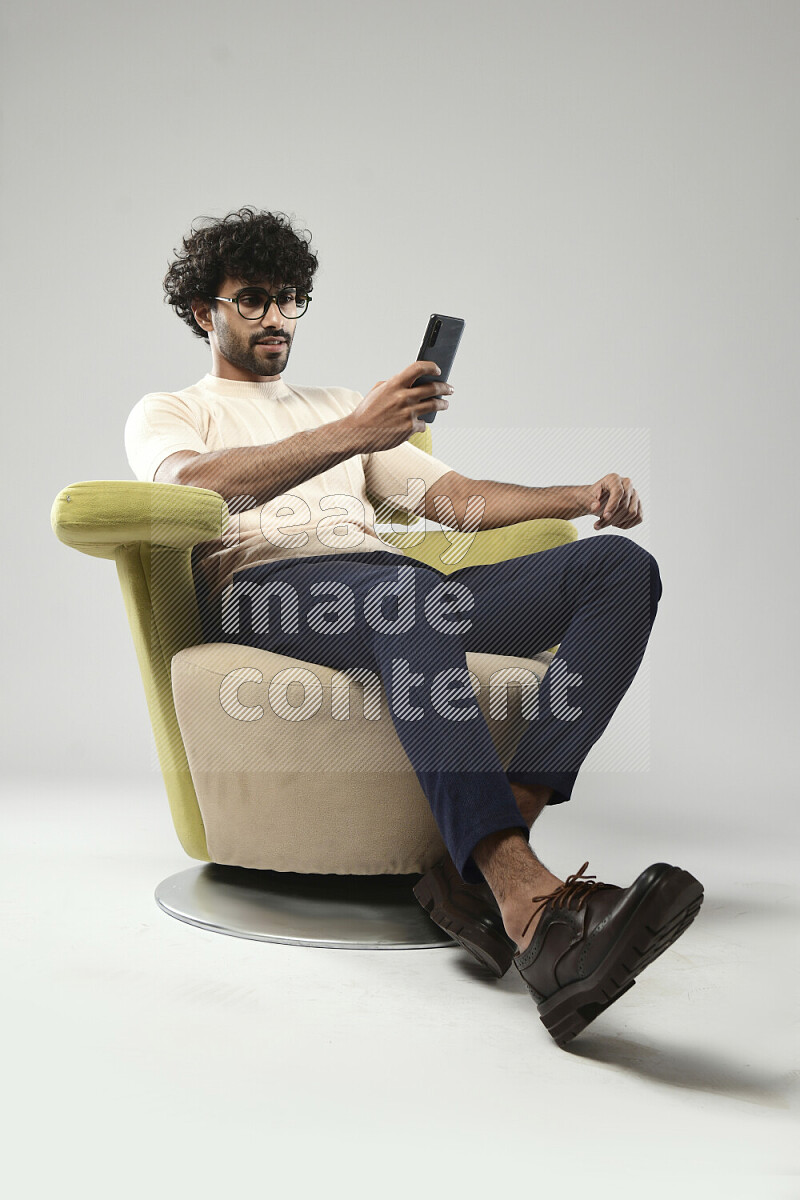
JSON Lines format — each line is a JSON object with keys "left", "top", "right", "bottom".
{"left": 412, "top": 874, "right": 516, "bottom": 978}
{"left": 527, "top": 866, "right": 704, "bottom": 1048}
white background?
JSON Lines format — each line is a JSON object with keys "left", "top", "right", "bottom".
{"left": 4, "top": 0, "right": 795, "bottom": 838}
{"left": 2, "top": 2, "right": 798, "bottom": 1194}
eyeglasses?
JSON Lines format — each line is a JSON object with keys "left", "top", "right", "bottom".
{"left": 213, "top": 286, "right": 312, "bottom": 320}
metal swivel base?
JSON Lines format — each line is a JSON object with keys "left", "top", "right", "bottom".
{"left": 155, "top": 863, "right": 455, "bottom": 950}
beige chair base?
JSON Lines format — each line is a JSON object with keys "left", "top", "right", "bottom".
{"left": 154, "top": 864, "right": 456, "bottom": 949}
{"left": 171, "top": 642, "right": 555, "bottom": 874}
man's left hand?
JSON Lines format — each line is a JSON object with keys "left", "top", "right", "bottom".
{"left": 583, "top": 474, "right": 642, "bottom": 530}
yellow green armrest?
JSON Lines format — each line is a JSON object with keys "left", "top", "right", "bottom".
{"left": 50, "top": 480, "right": 227, "bottom": 559}
{"left": 383, "top": 517, "right": 578, "bottom": 573}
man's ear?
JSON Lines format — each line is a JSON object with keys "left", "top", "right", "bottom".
{"left": 191, "top": 296, "right": 214, "bottom": 335}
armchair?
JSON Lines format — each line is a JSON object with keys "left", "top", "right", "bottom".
{"left": 51, "top": 427, "right": 577, "bottom": 949}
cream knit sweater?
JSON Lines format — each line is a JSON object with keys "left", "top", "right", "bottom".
{"left": 124, "top": 372, "right": 455, "bottom": 607}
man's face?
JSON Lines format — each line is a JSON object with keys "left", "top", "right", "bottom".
{"left": 206, "top": 274, "right": 298, "bottom": 380}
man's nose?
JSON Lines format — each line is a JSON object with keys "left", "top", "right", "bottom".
{"left": 261, "top": 300, "right": 286, "bottom": 327}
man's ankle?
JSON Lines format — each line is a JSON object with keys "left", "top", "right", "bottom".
{"left": 472, "top": 828, "right": 564, "bottom": 950}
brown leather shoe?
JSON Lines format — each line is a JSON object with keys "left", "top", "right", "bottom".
{"left": 514, "top": 860, "right": 704, "bottom": 1047}
{"left": 413, "top": 853, "right": 516, "bottom": 978}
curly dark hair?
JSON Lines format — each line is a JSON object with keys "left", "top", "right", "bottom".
{"left": 163, "top": 206, "right": 319, "bottom": 341}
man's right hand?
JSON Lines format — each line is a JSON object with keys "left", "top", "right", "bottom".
{"left": 344, "top": 360, "right": 453, "bottom": 453}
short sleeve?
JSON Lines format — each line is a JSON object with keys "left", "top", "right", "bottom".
{"left": 364, "top": 438, "right": 456, "bottom": 516}
{"left": 124, "top": 392, "right": 209, "bottom": 482}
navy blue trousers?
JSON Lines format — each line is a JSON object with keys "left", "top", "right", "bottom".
{"left": 193, "top": 536, "right": 662, "bottom": 883}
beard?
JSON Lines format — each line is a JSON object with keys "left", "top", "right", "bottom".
{"left": 216, "top": 324, "right": 290, "bottom": 377}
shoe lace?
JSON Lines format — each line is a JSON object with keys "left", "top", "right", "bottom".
{"left": 520, "top": 861, "right": 614, "bottom": 943}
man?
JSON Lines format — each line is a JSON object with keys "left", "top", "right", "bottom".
{"left": 125, "top": 205, "right": 703, "bottom": 1048}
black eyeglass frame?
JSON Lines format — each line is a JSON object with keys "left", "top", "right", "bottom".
{"left": 212, "top": 286, "right": 313, "bottom": 320}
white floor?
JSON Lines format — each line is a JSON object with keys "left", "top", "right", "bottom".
{"left": 2, "top": 776, "right": 797, "bottom": 1200}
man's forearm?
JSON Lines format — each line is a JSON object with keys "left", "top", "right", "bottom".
{"left": 455, "top": 479, "right": 591, "bottom": 528}
{"left": 176, "top": 416, "right": 364, "bottom": 505}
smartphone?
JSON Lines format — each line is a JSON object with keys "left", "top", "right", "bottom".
{"left": 411, "top": 313, "right": 465, "bottom": 423}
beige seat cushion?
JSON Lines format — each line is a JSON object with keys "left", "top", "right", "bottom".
{"left": 171, "top": 642, "right": 554, "bottom": 874}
